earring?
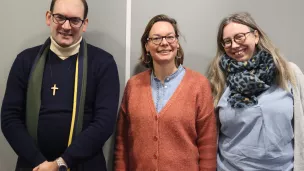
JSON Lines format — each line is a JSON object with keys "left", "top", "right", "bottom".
{"left": 144, "top": 52, "right": 151, "bottom": 64}
{"left": 176, "top": 49, "right": 181, "bottom": 59}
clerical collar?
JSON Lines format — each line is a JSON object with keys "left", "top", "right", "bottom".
{"left": 50, "top": 36, "right": 82, "bottom": 60}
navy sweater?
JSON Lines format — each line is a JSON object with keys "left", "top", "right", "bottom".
{"left": 1, "top": 43, "right": 120, "bottom": 170}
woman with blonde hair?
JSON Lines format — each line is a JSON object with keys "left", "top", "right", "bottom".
{"left": 115, "top": 14, "right": 217, "bottom": 171}
{"left": 207, "top": 12, "right": 304, "bottom": 170}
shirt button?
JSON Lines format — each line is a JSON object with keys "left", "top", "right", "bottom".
{"left": 164, "top": 85, "right": 167, "bottom": 88}
{"left": 154, "top": 136, "right": 158, "bottom": 141}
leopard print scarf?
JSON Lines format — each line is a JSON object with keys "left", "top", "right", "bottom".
{"left": 220, "top": 50, "right": 276, "bottom": 108}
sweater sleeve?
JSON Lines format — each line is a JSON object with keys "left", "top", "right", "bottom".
{"left": 114, "top": 81, "right": 130, "bottom": 171}
{"left": 61, "top": 57, "right": 120, "bottom": 168}
{"left": 1, "top": 54, "right": 46, "bottom": 167}
{"left": 196, "top": 77, "right": 217, "bottom": 171}
{"left": 289, "top": 62, "right": 304, "bottom": 170}
{"left": 290, "top": 62, "right": 304, "bottom": 107}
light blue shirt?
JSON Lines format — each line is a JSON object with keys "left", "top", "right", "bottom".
{"left": 151, "top": 65, "right": 185, "bottom": 113}
{"left": 217, "top": 85, "right": 294, "bottom": 171}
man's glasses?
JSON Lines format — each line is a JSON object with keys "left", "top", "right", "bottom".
{"left": 51, "top": 13, "right": 84, "bottom": 28}
{"left": 147, "top": 35, "right": 178, "bottom": 45}
{"left": 221, "top": 31, "right": 253, "bottom": 48}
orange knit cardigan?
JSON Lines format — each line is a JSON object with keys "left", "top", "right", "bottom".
{"left": 115, "top": 68, "right": 217, "bottom": 171}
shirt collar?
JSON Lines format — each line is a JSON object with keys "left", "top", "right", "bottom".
{"left": 151, "top": 65, "right": 184, "bottom": 82}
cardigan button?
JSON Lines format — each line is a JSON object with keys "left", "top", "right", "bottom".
{"left": 155, "top": 116, "right": 158, "bottom": 120}
{"left": 153, "top": 154, "right": 158, "bottom": 159}
{"left": 153, "top": 136, "right": 158, "bottom": 141}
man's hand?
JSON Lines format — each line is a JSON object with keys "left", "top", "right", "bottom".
{"left": 32, "top": 165, "right": 39, "bottom": 171}
{"left": 32, "top": 161, "right": 58, "bottom": 171}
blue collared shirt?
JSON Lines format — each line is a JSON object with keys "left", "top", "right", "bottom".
{"left": 151, "top": 65, "right": 185, "bottom": 113}
{"left": 217, "top": 85, "right": 294, "bottom": 171}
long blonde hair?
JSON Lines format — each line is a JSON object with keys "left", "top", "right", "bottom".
{"left": 207, "top": 12, "right": 296, "bottom": 106}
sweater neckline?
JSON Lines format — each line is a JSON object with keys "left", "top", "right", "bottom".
{"left": 146, "top": 67, "right": 190, "bottom": 117}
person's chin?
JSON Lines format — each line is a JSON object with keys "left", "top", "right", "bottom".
{"left": 58, "top": 39, "right": 73, "bottom": 47}
{"left": 156, "top": 53, "right": 174, "bottom": 60}
{"left": 232, "top": 55, "right": 250, "bottom": 62}
{"left": 155, "top": 57, "right": 175, "bottom": 65}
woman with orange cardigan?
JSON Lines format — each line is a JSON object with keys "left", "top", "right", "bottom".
{"left": 114, "top": 14, "right": 217, "bottom": 171}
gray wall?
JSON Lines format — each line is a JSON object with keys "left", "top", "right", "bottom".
{"left": 0, "top": 0, "right": 303, "bottom": 170}
{"left": 131, "top": 0, "right": 304, "bottom": 74}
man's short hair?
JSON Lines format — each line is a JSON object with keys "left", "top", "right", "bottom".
{"left": 50, "top": 0, "right": 88, "bottom": 19}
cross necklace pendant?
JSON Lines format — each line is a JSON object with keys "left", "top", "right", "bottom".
{"left": 51, "top": 84, "right": 59, "bottom": 96}
{"left": 49, "top": 54, "right": 59, "bottom": 96}
{"left": 48, "top": 52, "right": 74, "bottom": 96}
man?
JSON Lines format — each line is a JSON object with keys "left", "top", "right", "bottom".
{"left": 1, "top": 0, "right": 120, "bottom": 170}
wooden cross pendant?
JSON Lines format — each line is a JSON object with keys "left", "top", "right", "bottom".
{"left": 51, "top": 84, "right": 59, "bottom": 96}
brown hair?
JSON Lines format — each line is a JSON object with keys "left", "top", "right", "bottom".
{"left": 50, "top": 0, "right": 88, "bottom": 19}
